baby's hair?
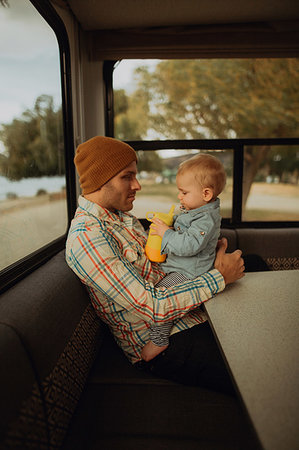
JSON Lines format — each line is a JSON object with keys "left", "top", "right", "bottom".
{"left": 177, "top": 153, "right": 226, "bottom": 197}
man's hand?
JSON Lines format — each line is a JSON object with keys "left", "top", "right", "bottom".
{"left": 214, "top": 238, "right": 245, "bottom": 285}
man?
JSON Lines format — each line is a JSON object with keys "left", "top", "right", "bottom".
{"left": 66, "top": 136, "right": 244, "bottom": 394}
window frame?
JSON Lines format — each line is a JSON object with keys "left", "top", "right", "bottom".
{"left": 104, "top": 61, "right": 299, "bottom": 229}
{"left": 0, "top": 0, "right": 76, "bottom": 294}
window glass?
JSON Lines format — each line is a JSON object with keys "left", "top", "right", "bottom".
{"left": 114, "top": 59, "right": 299, "bottom": 223}
{"left": 0, "top": 0, "right": 67, "bottom": 270}
{"left": 133, "top": 149, "right": 233, "bottom": 219}
{"left": 243, "top": 146, "right": 299, "bottom": 221}
{"left": 113, "top": 58, "right": 299, "bottom": 141}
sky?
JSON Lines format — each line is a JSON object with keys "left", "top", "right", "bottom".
{"left": 0, "top": 1, "right": 160, "bottom": 156}
{"left": 113, "top": 59, "right": 159, "bottom": 93}
{"left": 0, "top": 0, "right": 149, "bottom": 155}
{"left": 0, "top": 0, "right": 63, "bottom": 126}
{"left": 0, "top": 0, "right": 156, "bottom": 125}
{"left": 0, "top": 1, "right": 191, "bottom": 161}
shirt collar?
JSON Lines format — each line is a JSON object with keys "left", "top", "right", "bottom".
{"left": 188, "top": 197, "right": 220, "bottom": 216}
{"left": 78, "top": 195, "right": 135, "bottom": 226}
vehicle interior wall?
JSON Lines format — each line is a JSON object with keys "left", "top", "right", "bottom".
{"left": 64, "top": 0, "right": 299, "bottom": 29}
{"left": 52, "top": 1, "right": 106, "bottom": 148}
{"left": 53, "top": 0, "right": 299, "bottom": 60}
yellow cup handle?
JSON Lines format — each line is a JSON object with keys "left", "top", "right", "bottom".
{"left": 146, "top": 211, "right": 155, "bottom": 221}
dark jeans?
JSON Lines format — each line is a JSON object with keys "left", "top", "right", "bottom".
{"left": 136, "top": 254, "right": 269, "bottom": 396}
{"left": 136, "top": 322, "right": 236, "bottom": 396}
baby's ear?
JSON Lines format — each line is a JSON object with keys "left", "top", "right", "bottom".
{"left": 202, "top": 187, "right": 214, "bottom": 202}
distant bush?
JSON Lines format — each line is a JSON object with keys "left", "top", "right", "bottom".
{"left": 36, "top": 189, "right": 48, "bottom": 196}
{"left": 6, "top": 192, "right": 18, "bottom": 200}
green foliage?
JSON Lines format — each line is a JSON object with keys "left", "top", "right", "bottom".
{"left": 134, "top": 59, "right": 299, "bottom": 140}
{"left": 0, "top": 95, "right": 64, "bottom": 180}
{"left": 114, "top": 59, "right": 299, "bottom": 142}
{"left": 137, "top": 150, "right": 164, "bottom": 172}
{"left": 114, "top": 84, "right": 164, "bottom": 172}
{"left": 114, "top": 58, "right": 299, "bottom": 204}
{"left": 36, "top": 188, "right": 47, "bottom": 196}
{"left": 114, "top": 82, "right": 150, "bottom": 140}
{"left": 267, "top": 146, "right": 299, "bottom": 182}
{"left": 6, "top": 192, "right": 18, "bottom": 200}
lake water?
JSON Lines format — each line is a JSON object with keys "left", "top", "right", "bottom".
{"left": 0, "top": 175, "right": 66, "bottom": 201}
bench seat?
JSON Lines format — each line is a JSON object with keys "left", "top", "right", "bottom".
{"left": 62, "top": 326, "right": 260, "bottom": 450}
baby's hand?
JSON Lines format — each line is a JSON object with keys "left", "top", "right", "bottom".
{"left": 141, "top": 341, "right": 168, "bottom": 361}
{"left": 150, "top": 218, "right": 170, "bottom": 238}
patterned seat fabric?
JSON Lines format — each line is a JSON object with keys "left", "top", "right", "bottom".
{"left": 1, "top": 304, "right": 102, "bottom": 450}
{"left": 266, "top": 256, "right": 299, "bottom": 271}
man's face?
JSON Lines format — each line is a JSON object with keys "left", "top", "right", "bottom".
{"left": 98, "top": 161, "right": 141, "bottom": 212}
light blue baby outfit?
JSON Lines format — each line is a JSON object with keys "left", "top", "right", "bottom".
{"left": 161, "top": 198, "right": 221, "bottom": 278}
{"left": 148, "top": 198, "right": 221, "bottom": 349}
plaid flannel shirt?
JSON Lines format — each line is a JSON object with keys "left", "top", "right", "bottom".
{"left": 66, "top": 196, "right": 225, "bottom": 363}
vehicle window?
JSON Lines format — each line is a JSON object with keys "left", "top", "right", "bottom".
{"left": 113, "top": 59, "right": 299, "bottom": 223}
{"left": 243, "top": 145, "right": 299, "bottom": 221}
{"left": 113, "top": 59, "right": 298, "bottom": 141}
{"left": 0, "top": 0, "right": 67, "bottom": 271}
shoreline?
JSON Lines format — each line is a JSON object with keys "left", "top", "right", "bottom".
{"left": 0, "top": 192, "right": 66, "bottom": 214}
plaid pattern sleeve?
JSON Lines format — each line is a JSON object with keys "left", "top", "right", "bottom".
{"left": 66, "top": 196, "right": 225, "bottom": 363}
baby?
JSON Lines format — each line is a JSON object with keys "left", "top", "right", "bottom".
{"left": 142, "top": 153, "right": 226, "bottom": 361}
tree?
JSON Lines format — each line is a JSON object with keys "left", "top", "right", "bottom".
{"left": 136, "top": 150, "right": 164, "bottom": 173}
{"left": 114, "top": 84, "right": 150, "bottom": 140}
{"left": 114, "top": 85, "right": 163, "bottom": 173}
{"left": 267, "top": 146, "right": 299, "bottom": 183}
{"left": 121, "top": 59, "right": 299, "bottom": 205}
{"left": 0, "top": 95, "right": 64, "bottom": 180}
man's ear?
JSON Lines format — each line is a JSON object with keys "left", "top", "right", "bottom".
{"left": 202, "top": 187, "right": 214, "bottom": 202}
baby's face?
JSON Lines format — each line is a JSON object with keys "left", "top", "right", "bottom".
{"left": 176, "top": 173, "right": 207, "bottom": 210}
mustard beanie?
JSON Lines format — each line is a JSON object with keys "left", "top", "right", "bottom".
{"left": 74, "top": 136, "right": 137, "bottom": 194}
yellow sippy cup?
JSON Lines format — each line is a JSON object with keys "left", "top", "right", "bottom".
{"left": 145, "top": 205, "right": 175, "bottom": 262}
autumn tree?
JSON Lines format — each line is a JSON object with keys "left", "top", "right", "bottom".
{"left": 114, "top": 84, "right": 150, "bottom": 140}
{"left": 0, "top": 95, "right": 64, "bottom": 180}
{"left": 119, "top": 59, "right": 299, "bottom": 205}
{"left": 114, "top": 85, "right": 163, "bottom": 173}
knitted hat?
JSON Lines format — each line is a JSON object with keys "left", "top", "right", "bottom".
{"left": 74, "top": 136, "right": 137, "bottom": 194}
